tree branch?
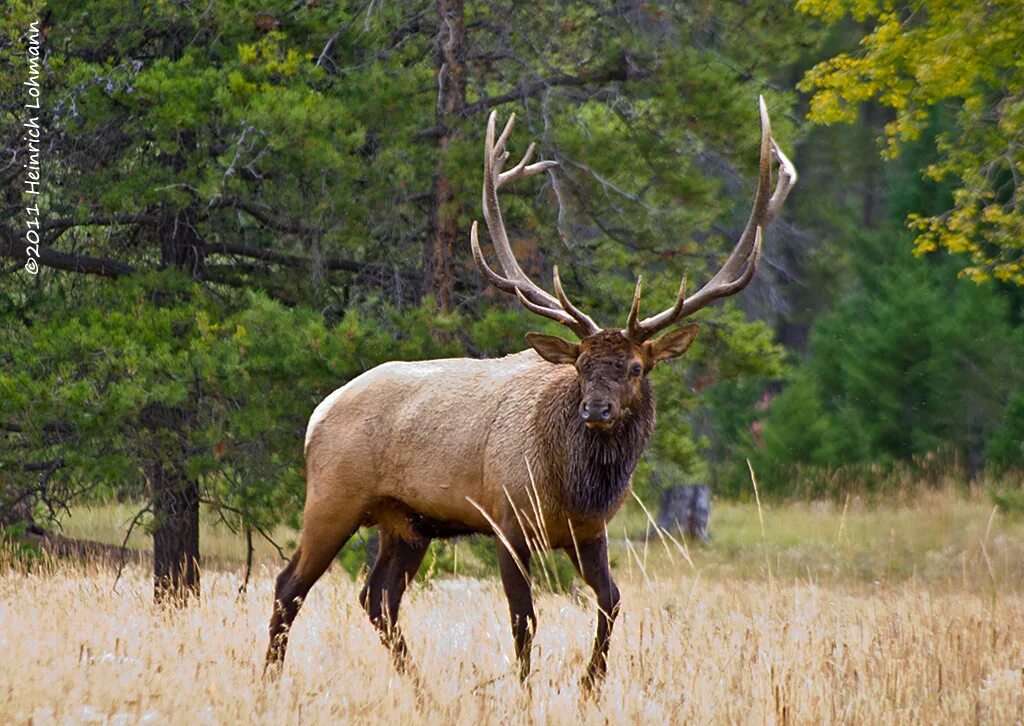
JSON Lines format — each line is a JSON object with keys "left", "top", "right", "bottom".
{"left": 462, "top": 65, "right": 629, "bottom": 117}
{"left": 202, "top": 242, "right": 417, "bottom": 281}
{"left": 199, "top": 496, "right": 287, "bottom": 561}
{"left": 201, "top": 242, "right": 365, "bottom": 273}
{"left": 0, "top": 225, "right": 134, "bottom": 277}
{"left": 21, "top": 459, "right": 65, "bottom": 473}
{"left": 43, "top": 214, "right": 159, "bottom": 246}
{"left": 113, "top": 505, "right": 152, "bottom": 591}
{"left": 206, "top": 196, "right": 317, "bottom": 235}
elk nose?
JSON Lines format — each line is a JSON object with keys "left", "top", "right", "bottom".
{"left": 581, "top": 400, "right": 613, "bottom": 422}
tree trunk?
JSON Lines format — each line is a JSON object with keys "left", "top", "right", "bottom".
{"left": 140, "top": 209, "right": 204, "bottom": 602}
{"left": 158, "top": 207, "right": 204, "bottom": 275}
{"left": 149, "top": 458, "right": 200, "bottom": 602}
{"left": 425, "top": 0, "right": 466, "bottom": 311}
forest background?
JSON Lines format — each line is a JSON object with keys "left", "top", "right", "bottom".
{"left": 2, "top": 0, "right": 1023, "bottom": 596}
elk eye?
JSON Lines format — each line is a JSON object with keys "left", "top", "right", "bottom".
{"left": 629, "top": 362, "right": 643, "bottom": 377}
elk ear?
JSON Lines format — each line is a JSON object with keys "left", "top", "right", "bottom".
{"left": 644, "top": 323, "right": 699, "bottom": 364}
{"left": 526, "top": 332, "right": 580, "bottom": 365}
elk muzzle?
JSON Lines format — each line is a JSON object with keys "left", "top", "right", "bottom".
{"left": 580, "top": 397, "right": 616, "bottom": 428}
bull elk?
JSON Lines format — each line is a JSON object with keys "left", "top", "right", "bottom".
{"left": 266, "top": 97, "right": 796, "bottom": 688}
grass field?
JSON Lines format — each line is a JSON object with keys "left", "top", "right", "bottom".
{"left": 2, "top": 486, "right": 1023, "bottom": 724}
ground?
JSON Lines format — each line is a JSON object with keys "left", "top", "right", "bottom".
{"left": 1, "top": 487, "right": 1022, "bottom": 724}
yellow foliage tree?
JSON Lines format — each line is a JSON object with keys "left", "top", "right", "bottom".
{"left": 797, "top": 0, "right": 1024, "bottom": 284}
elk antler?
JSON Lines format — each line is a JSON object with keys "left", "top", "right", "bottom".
{"left": 625, "top": 96, "right": 797, "bottom": 343}
{"left": 471, "top": 111, "right": 601, "bottom": 340}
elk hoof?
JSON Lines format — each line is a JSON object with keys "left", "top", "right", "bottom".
{"left": 262, "top": 658, "right": 284, "bottom": 682}
{"left": 579, "top": 670, "right": 603, "bottom": 696}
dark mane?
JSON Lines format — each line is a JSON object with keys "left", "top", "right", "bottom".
{"left": 535, "top": 373, "right": 655, "bottom": 519}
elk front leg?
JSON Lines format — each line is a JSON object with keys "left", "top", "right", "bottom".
{"left": 497, "top": 539, "right": 534, "bottom": 682}
{"left": 576, "top": 534, "right": 620, "bottom": 691}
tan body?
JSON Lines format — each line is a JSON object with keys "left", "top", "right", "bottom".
{"left": 266, "top": 341, "right": 645, "bottom": 686}
{"left": 300, "top": 349, "right": 609, "bottom": 566}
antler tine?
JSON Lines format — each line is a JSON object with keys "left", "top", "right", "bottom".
{"left": 552, "top": 265, "right": 601, "bottom": 337}
{"left": 712, "top": 225, "right": 763, "bottom": 297}
{"left": 625, "top": 274, "right": 643, "bottom": 339}
{"left": 499, "top": 142, "right": 559, "bottom": 188}
{"left": 494, "top": 111, "right": 516, "bottom": 161}
{"left": 490, "top": 113, "right": 559, "bottom": 188}
{"left": 705, "top": 95, "right": 772, "bottom": 286}
{"left": 514, "top": 288, "right": 592, "bottom": 338}
{"left": 500, "top": 140, "right": 534, "bottom": 186}
{"left": 767, "top": 139, "right": 797, "bottom": 223}
{"left": 627, "top": 96, "right": 794, "bottom": 341}
{"left": 481, "top": 115, "right": 561, "bottom": 310}
{"left": 476, "top": 111, "right": 601, "bottom": 340}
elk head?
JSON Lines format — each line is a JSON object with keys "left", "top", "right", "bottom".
{"left": 470, "top": 98, "right": 797, "bottom": 430}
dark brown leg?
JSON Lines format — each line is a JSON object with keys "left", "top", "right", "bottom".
{"left": 497, "top": 539, "right": 534, "bottom": 682}
{"left": 573, "top": 534, "right": 620, "bottom": 692}
{"left": 265, "top": 513, "right": 360, "bottom": 672}
{"left": 359, "top": 532, "right": 429, "bottom": 670}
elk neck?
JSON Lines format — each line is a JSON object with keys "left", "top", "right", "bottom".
{"left": 532, "top": 370, "right": 655, "bottom": 520}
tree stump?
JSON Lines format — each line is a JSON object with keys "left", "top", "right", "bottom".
{"left": 657, "top": 485, "right": 710, "bottom": 541}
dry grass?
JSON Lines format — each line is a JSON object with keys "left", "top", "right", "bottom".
{"left": 1, "top": 559, "right": 1022, "bottom": 724}
{"left": 2, "top": 487, "right": 1023, "bottom": 724}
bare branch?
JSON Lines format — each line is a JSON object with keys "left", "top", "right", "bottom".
{"left": 199, "top": 497, "right": 287, "bottom": 562}
{"left": 239, "top": 525, "right": 254, "bottom": 594}
{"left": 21, "top": 459, "right": 65, "bottom": 473}
{"left": 201, "top": 242, "right": 414, "bottom": 282}
{"left": 113, "top": 506, "right": 151, "bottom": 592}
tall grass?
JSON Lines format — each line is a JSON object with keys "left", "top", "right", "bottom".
{"left": 1, "top": 551, "right": 1021, "bottom": 723}
{"left": 2, "top": 485, "right": 1022, "bottom": 722}
{"left": 614, "top": 484, "right": 1024, "bottom": 588}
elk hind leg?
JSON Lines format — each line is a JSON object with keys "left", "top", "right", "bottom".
{"left": 359, "top": 530, "right": 429, "bottom": 670}
{"left": 266, "top": 506, "right": 363, "bottom": 671}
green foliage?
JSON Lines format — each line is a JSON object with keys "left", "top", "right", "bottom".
{"left": 2, "top": 0, "right": 878, "bottom": 546}
{"left": 730, "top": 230, "right": 1024, "bottom": 495}
{"left": 634, "top": 306, "right": 787, "bottom": 497}
{"left": 987, "top": 395, "right": 1024, "bottom": 475}
{"left": 707, "top": 90, "right": 1024, "bottom": 500}
{"left": 0, "top": 522, "right": 44, "bottom": 566}
{"left": 5, "top": 0, "right": 1023, "bottom": 572}
{"left": 1, "top": 272, "right": 460, "bottom": 533}
{"left": 798, "top": 0, "right": 1024, "bottom": 284}
{"left": 989, "top": 486, "right": 1024, "bottom": 519}
{"left": 334, "top": 536, "right": 376, "bottom": 580}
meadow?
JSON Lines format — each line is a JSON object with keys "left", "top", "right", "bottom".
{"left": 2, "top": 486, "right": 1023, "bottom": 724}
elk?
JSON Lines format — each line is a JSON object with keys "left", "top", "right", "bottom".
{"left": 266, "top": 97, "right": 796, "bottom": 688}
